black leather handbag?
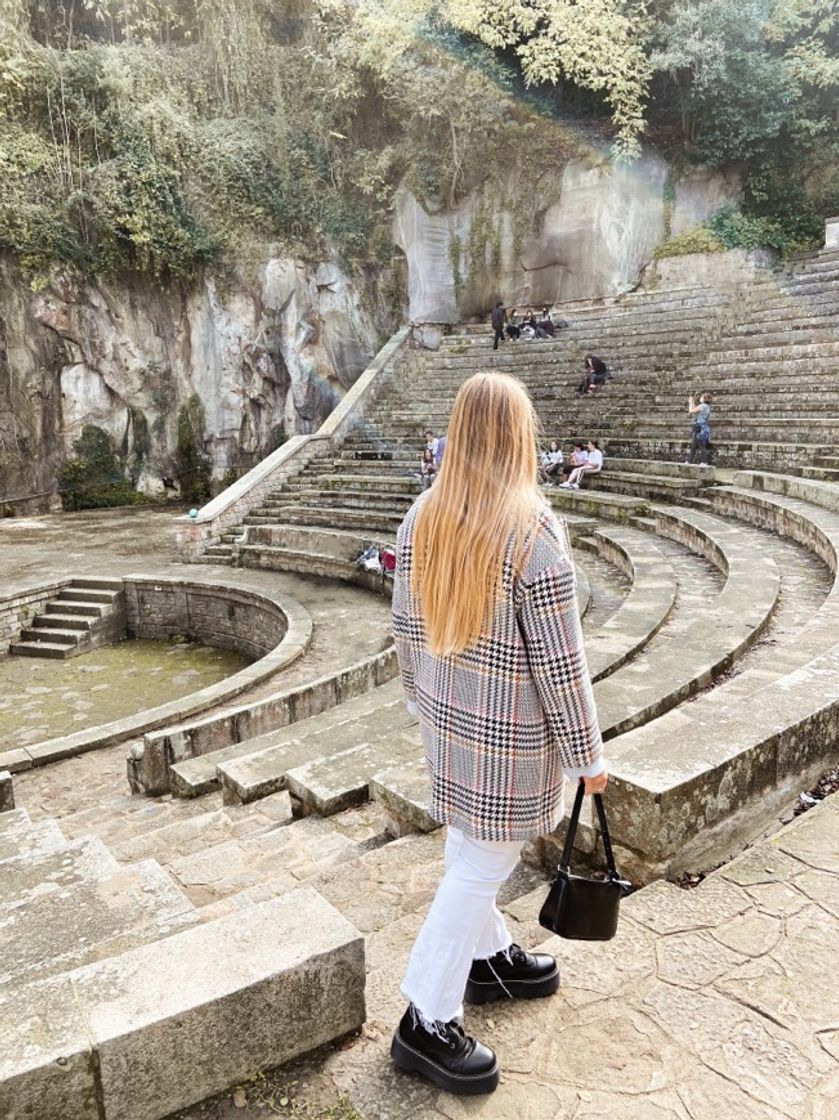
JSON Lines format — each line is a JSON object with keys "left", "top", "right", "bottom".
{"left": 538, "top": 781, "right": 632, "bottom": 940}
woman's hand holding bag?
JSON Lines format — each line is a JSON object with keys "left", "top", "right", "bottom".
{"left": 538, "top": 779, "right": 632, "bottom": 941}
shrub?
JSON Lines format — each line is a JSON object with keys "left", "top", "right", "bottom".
{"left": 654, "top": 226, "right": 723, "bottom": 259}
{"left": 58, "top": 425, "right": 143, "bottom": 510}
{"left": 176, "top": 395, "right": 212, "bottom": 505}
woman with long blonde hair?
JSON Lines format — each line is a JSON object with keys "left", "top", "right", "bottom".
{"left": 391, "top": 372, "right": 607, "bottom": 1095}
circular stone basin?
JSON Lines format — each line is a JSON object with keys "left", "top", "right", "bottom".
{"left": 0, "top": 640, "right": 250, "bottom": 752}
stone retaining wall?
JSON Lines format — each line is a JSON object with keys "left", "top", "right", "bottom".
{"left": 125, "top": 578, "right": 287, "bottom": 661}
{"left": 0, "top": 577, "right": 312, "bottom": 774}
{"left": 0, "top": 578, "right": 68, "bottom": 655}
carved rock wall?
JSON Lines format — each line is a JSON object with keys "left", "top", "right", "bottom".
{"left": 0, "top": 251, "right": 387, "bottom": 503}
{"left": 393, "top": 152, "right": 742, "bottom": 322}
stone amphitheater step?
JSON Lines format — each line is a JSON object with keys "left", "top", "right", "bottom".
{"left": 0, "top": 807, "right": 67, "bottom": 865}
{"left": 217, "top": 688, "right": 414, "bottom": 810}
{"left": 585, "top": 469, "right": 705, "bottom": 502}
{"left": 105, "top": 793, "right": 296, "bottom": 864}
{"left": 167, "top": 812, "right": 369, "bottom": 908}
{"left": 0, "top": 882, "right": 365, "bottom": 1120}
{"left": 171, "top": 679, "right": 407, "bottom": 799}
{"left": 589, "top": 506, "right": 781, "bottom": 738}
{"left": 283, "top": 729, "right": 425, "bottom": 818}
{"left": 9, "top": 577, "right": 125, "bottom": 660}
{"left": 1, "top": 849, "right": 197, "bottom": 990}
{"left": 244, "top": 505, "right": 404, "bottom": 534}
{"left": 1, "top": 833, "right": 119, "bottom": 905}
{"left": 577, "top": 525, "right": 678, "bottom": 680}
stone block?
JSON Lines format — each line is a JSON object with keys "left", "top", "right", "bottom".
{"left": 0, "top": 771, "right": 14, "bottom": 812}
{"left": 0, "top": 858, "right": 195, "bottom": 989}
{"left": 0, "top": 815, "right": 66, "bottom": 867}
{"left": 369, "top": 757, "right": 439, "bottom": 836}
{"left": 826, "top": 216, "right": 839, "bottom": 249}
{"left": 1, "top": 835, "right": 119, "bottom": 904}
{"left": 285, "top": 720, "right": 419, "bottom": 817}
{"left": 78, "top": 887, "right": 365, "bottom": 1120}
{"left": 0, "top": 977, "right": 99, "bottom": 1120}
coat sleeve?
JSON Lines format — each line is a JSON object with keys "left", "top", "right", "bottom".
{"left": 391, "top": 549, "right": 418, "bottom": 715}
{"left": 517, "top": 537, "right": 605, "bottom": 778}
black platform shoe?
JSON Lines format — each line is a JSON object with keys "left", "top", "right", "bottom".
{"left": 391, "top": 1005, "right": 500, "bottom": 1095}
{"left": 465, "top": 943, "right": 559, "bottom": 1005}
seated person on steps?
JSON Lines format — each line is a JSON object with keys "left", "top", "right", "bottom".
{"left": 505, "top": 309, "right": 521, "bottom": 341}
{"left": 419, "top": 447, "right": 438, "bottom": 490}
{"left": 540, "top": 440, "right": 564, "bottom": 485}
{"left": 577, "top": 355, "right": 608, "bottom": 395}
{"left": 560, "top": 442, "right": 587, "bottom": 482}
{"left": 519, "top": 308, "right": 538, "bottom": 340}
{"left": 536, "top": 306, "right": 556, "bottom": 339}
{"left": 561, "top": 440, "right": 603, "bottom": 489}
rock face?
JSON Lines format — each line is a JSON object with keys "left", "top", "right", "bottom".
{"left": 0, "top": 250, "right": 387, "bottom": 504}
{"left": 393, "top": 152, "right": 742, "bottom": 322}
{"left": 1, "top": 151, "right": 742, "bottom": 507}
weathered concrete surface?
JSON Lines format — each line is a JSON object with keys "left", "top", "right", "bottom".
{"left": 0, "top": 856, "right": 196, "bottom": 989}
{"left": 0, "top": 887, "right": 366, "bottom": 1120}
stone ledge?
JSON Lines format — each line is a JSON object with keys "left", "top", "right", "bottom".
{"left": 0, "top": 886, "right": 365, "bottom": 1120}
{"left": 0, "top": 771, "right": 13, "bottom": 813}
{"left": 138, "top": 645, "right": 397, "bottom": 797}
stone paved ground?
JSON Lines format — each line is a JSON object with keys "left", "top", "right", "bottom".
{"left": 176, "top": 792, "right": 839, "bottom": 1120}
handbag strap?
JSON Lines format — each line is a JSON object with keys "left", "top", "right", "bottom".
{"left": 559, "top": 780, "right": 619, "bottom": 878}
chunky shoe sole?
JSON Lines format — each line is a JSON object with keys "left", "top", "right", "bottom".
{"left": 390, "top": 1029, "right": 500, "bottom": 1095}
{"left": 465, "top": 963, "right": 560, "bottom": 1005}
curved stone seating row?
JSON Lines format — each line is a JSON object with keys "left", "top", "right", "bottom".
{"left": 578, "top": 525, "right": 677, "bottom": 681}
{"left": 133, "top": 645, "right": 396, "bottom": 797}
{"left": 703, "top": 484, "right": 839, "bottom": 687}
{"left": 371, "top": 497, "right": 808, "bottom": 852}
{"left": 590, "top": 506, "right": 781, "bottom": 739}
{"left": 219, "top": 504, "right": 775, "bottom": 821}
{"left": 178, "top": 558, "right": 593, "bottom": 807}
{"left": 174, "top": 677, "right": 407, "bottom": 803}
{"left": 575, "top": 482, "right": 839, "bottom": 876}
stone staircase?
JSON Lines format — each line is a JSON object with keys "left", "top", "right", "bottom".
{"left": 199, "top": 247, "right": 839, "bottom": 567}
{"left": 9, "top": 577, "right": 126, "bottom": 659}
{"left": 0, "top": 801, "right": 366, "bottom": 1119}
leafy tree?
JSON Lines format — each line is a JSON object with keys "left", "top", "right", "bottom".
{"left": 442, "top": 0, "right": 654, "bottom": 155}
{"left": 649, "top": 0, "right": 795, "bottom": 162}
{"left": 57, "top": 424, "right": 142, "bottom": 510}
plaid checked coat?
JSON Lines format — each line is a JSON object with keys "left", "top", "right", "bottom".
{"left": 392, "top": 499, "right": 604, "bottom": 842}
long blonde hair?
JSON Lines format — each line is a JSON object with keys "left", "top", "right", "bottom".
{"left": 412, "top": 372, "right": 542, "bottom": 657}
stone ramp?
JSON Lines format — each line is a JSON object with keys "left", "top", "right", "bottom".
{"left": 315, "top": 795, "right": 839, "bottom": 1120}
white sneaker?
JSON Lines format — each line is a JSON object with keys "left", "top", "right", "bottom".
{"left": 570, "top": 482, "right": 580, "bottom": 489}
{"left": 559, "top": 482, "right": 572, "bottom": 489}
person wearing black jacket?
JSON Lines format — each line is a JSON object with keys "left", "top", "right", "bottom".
{"left": 577, "top": 355, "right": 608, "bottom": 395}
{"left": 490, "top": 302, "right": 506, "bottom": 350}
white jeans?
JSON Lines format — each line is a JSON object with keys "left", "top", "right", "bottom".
{"left": 567, "top": 465, "right": 600, "bottom": 486}
{"left": 401, "top": 826, "right": 524, "bottom": 1024}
